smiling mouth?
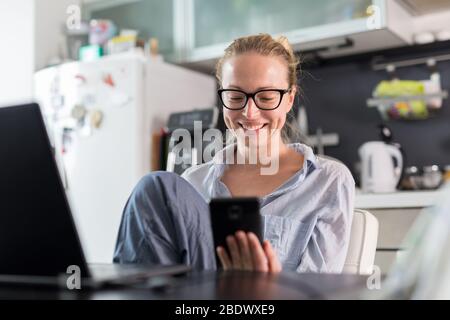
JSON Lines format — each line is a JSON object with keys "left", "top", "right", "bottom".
{"left": 238, "top": 123, "right": 268, "bottom": 131}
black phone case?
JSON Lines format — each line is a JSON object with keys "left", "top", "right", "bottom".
{"left": 209, "top": 198, "right": 263, "bottom": 253}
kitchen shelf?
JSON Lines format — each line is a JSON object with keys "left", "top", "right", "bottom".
{"left": 366, "top": 91, "right": 448, "bottom": 107}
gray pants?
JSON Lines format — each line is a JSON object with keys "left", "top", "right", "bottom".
{"left": 113, "top": 171, "right": 217, "bottom": 270}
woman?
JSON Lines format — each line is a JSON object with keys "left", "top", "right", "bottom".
{"left": 114, "top": 34, "right": 355, "bottom": 273}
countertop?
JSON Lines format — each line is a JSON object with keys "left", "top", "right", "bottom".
{"left": 355, "top": 184, "right": 447, "bottom": 209}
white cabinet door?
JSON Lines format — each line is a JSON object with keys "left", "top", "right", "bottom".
{"left": 192, "top": 0, "right": 373, "bottom": 48}
{"left": 177, "top": 0, "right": 413, "bottom": 64}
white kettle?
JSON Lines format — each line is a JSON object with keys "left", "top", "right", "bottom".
{"left": 359, "top": 141, "right": 403, "bottom": 193}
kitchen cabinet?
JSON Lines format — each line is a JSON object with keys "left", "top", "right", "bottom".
{"left": 83, "top": 0, "right": 414, "bottom": 70}
{"left": 371, "top": 208, "right": 422, "bottom": 275}
{"left": 192, "top": 0, "right": 371, "bottom": 50}
{"left": 177, "top": 0, "right": 414, "bottom": 70}
{"left": 355, "top": 188, "right": 445, "bottom": 275}
{"left": 83, "top": 0, "right": 175, "bottom": 57}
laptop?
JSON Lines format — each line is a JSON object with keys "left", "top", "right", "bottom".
{"left": 0, "top": 103, "right": 190, "bottom": 289}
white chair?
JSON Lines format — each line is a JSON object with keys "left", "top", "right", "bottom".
{"left": 343, "top": 209, "right": 379, "bottom": 275}
{"left": 313, "top": 155, "right": 379, "bottom": 275}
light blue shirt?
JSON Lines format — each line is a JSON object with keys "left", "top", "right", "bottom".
{"left": 182, "top": 143, "right": 355, "bottom": 273}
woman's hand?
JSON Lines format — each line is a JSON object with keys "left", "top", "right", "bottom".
{"left": 216, "top": 231, "right": 282, "bottom": 273}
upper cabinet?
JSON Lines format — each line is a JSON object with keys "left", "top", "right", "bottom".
{"left": 83, "top": 0, "right": 175, "bottom": 57}
{"left": 193, "top": 0, "right": 372, "bottom": 48}
{"left": 82, "top": 0, "right": 417, "bottom": 69}
{"left": 179, "top": 0, "right": 414, "bottom": 66}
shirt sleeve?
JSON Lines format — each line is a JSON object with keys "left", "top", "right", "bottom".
{"left": 296, "top": 170, "right": 355, "bottom": 273}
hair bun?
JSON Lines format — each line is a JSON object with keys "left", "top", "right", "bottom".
{"left": 275, "top": 36, "right": 294, "bottom": 55}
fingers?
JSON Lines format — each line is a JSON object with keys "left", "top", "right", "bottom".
{"left": 226, "top": 235, "right": 242, "bottom": 269}
{"left": 263, "top": 240, "right": 282, "bottom": 273}
{"left": 218, "top": 232, "right": 282, "bottom": 274}
{"left": 235, "top": 231, "right": 253, "bottom": 270}
{"left": 248, "top": 232, "right": 268, "bottom": 272}
{"left": 216, "top": 246, "right": 232, "bottom": 270}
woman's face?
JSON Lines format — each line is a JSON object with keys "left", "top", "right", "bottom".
{"left": 220, "top": 53, "right": 296, "bottom": 149}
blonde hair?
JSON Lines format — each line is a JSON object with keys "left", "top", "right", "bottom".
{"left": 216, "top": 33, "right": 302, "bottom": 143}
{"left": 216, "top": 33, "right": 299, "bottom": 89}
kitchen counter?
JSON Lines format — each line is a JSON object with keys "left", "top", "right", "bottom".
{"left": 355, "top": 186, "right": 447, "bottom": 209}
{"left": 355, "top": 184, "right": 448, "bottom": 274}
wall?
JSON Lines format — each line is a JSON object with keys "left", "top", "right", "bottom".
{"left": 300, "top": 39, "right": 450, "bottom": 183}
{"left": 34, "top": 0, "right": 82, "bottom": 71}
{"left": 0, "top": 0, "right": 35, "bottom": 106}
{"left": 0, "top": 0, "right": 81, "bottom": 107}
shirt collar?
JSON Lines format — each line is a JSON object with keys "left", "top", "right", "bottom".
{"left": 209, "top": 142, "right": 321, "bottom": 198}
{"left": 288, "top": 142, "right": 320, "bottom": 171}
{"left": 211, "top": 142, "right": 319, "bottom": 168}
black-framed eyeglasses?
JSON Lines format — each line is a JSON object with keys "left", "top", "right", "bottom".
{"left": 218, "top": 88, "right": 291, "bottom": 111}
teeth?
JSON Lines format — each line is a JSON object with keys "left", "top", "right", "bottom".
{"left": 241, "top": 124, "right": 264, "bottom": 130}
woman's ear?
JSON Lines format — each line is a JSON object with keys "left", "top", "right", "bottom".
{"left": 286, "top": 86, "right": 297, "bottom": 112}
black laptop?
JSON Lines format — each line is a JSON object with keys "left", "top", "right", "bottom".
{"left": 0, "top": 103, "right": 190, "bottom": 289}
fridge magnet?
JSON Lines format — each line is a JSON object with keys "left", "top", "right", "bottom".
{"left": 74, "top": 74, "right": 87, "bottom": 86}
{"left": 71, "top": 104, "right": 87, "bottom": 122}
{"left": 62, "top": 128, "right": 75, "bottom": 155}
{"left": 90, "top": 109, "right": 104, "bottom": 129}
{"left": 103, "top": 73, "right": 115, "bottom": 87}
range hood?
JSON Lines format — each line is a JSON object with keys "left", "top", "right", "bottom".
{"left": 396, "top": 0, "right": 450, "bottom": 16}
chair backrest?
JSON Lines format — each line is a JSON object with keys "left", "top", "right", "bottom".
{"left": 343, "top": 209, "right": 379, "bottom": 275}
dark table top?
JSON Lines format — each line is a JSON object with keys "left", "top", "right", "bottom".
{"left": 0, "top": 270, "right": 373, "bottom": 300}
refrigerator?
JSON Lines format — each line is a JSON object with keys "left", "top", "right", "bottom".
{"left": 34, "top": 51, "right": 216, "bottom": 263}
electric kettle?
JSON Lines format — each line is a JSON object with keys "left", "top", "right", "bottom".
{"left": 359, "top": 141, "right": 404, "bottom": 193}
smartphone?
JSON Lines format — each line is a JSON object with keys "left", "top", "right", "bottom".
{"left": 209, "top": 197, "right": 263, "bottom": 254}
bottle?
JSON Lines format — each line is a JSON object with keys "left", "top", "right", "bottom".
{"left": 444, "top": 165, "right": 450, "bottom": 183}
{"left": 145, "top": 37, "right": 163, "bottom": 61}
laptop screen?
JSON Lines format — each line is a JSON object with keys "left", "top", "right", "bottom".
{"left": 0, "top": 103, "right": 89, "bottom": 277}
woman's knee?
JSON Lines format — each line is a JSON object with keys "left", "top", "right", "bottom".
{"left": 134, "top": 171, "right": 180, "bottom": 192}
{"left": 133, "top": 170, "right": 204, "bottom": 205}
{"left": 142, "top": 170, "right": 180, "bottom": 182}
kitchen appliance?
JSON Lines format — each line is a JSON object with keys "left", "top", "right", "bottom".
{"left": 34, "top": 51, "right": 216, "bottom": 263}
{"left": 400, "top": 165, "right": 444, "bottom": 190}
{"left": 358, "top": 141, "right": 404, "bottom": 193}
{"left": 165, "top": 109, "right": 218, "bottom": 175}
